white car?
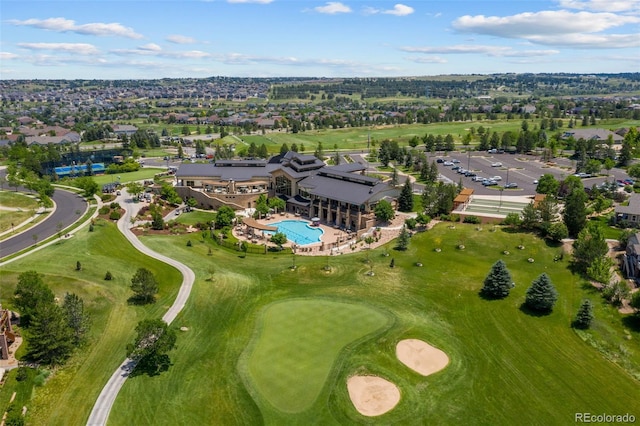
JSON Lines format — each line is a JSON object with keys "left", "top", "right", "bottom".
{"left": 492, "top": 176, "right": 502, "bottom": 181}
{"left": 443, "top": 161, "right": 454, "bottom": 166}
{"left": 491, "top": 162, "right": 502, "bottom": 167}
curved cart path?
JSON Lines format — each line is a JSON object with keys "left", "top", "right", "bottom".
{"left": 87, "top": 189, "right": 195, "bottom": 426}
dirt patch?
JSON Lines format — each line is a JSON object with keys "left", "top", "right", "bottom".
{"left": 396, "top": 339, "right": 449, "bottom": 376}
{"left": 347, "top": 375, "right": 400, "bottom": 417}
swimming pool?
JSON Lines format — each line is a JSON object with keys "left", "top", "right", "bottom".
{"left": 265, "top": 220, "right": 324, "bottom": 246}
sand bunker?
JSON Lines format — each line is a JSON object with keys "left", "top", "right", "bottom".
{"left": 347, "top": 375, "right": 400, "bottom": 417}
{"left": 396, "top": 339, "right": 449, "bottom": 376}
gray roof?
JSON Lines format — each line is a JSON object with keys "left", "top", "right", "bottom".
{"left": 616, "top": 194, "right": 640, "bottom": 215}
{"left": 176, "top": 163, "right": 276, "bottom": 181}
{"left": 329, "top": 163, "right": 367, "bottom": 173}
{"left": 562, "top": 129, "right": 624, "bottom": 142}
{"left": 298, "top": 174, "right": 395, "bottom": 205}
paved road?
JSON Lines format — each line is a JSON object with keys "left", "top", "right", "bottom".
{"left": 86, "top": 189, "right": 195, "bottom": 426}
{"left": 0, "top": 187, "right": 88, "bottom": 258}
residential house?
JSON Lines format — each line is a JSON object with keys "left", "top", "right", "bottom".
{"left": 615, "top": 193, "right": 640, "bottom": 226}
{"left": 622, "top": 232, "right": 640, "bottom": 282}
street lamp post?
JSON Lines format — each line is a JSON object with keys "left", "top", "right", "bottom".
{"left": 499, "top": 188, "right": 504, "bottom": 211}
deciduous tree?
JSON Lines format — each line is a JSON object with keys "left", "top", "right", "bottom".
{"left": 130, "top": 268, "right": 159, "bottom": 304}
{"left": 14, "top": 271, "right": 54, "bottom": 327}
{"left": 126, "top": 319, "right": 176, "bottom": 376}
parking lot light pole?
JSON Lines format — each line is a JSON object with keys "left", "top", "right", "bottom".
{"left": 499, "top": 188, "right": 504, "bottom": 211}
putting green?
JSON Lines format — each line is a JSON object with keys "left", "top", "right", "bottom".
{"left": 241, "top": 299, "right": 391, "bottom": 413}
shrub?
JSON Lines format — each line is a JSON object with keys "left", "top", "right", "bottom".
{"left": 15, "top": 367, "right": 28, "bottom": 382}
{"left": 463, "top": 215, "right": 481, "bottom": 224}
{"left": 104, "top": 271, "right": 113, "bottom": 280}
{"left": 404, "top": 217, "right": 417, "bottom": 230}
{"left": 109, "top": 202, "right": 121, "bottom": 209}
{"left": 186, "top": 240, "right": 192, "bottom": 247}
{"left": 99, "top": 206, "right": 110, "bottom": 215}
{"left": 109, "top": 210, "right": 122, "bottom": 220}
{"left": 76, "top": 261, "right": 82, "bottom": 271}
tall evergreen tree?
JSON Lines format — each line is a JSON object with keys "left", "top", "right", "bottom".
{"left": 27, "top": 304, "right": 74, "bottom": 365}
{"left": 396, "top": 226, "right": 410, "bottom": 251}
{"left": 62, "top": 292, "right": 91, "bottom": 346}
{"left": 572, "top": 299, "right": 594, "bottom": 329}
{"left": 563, "top": 188, "right": 588, "bottom": 238}
{"left": 398, "top": 178, "right": 413, "bottom": 212}
{"left": 525, "top": 273, "right": 558, "bottom": 312}
{"left": 480, "top": 260, "right": 514, "bottom": 299}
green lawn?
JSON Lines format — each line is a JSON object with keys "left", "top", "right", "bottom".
{"left": 240, "top": 300, "right": 390, "bottom": 414}
{"left": 0, "top": 191, "right": 40, "bottom": 210}
{"left": 103, "top": 224, "right": 639, "bottom": 425}
{"left": 85, "top": 168, "right": 166, "bottom": 186}
{"left": 0, "top": 220, "right": 182, "bottom": 426}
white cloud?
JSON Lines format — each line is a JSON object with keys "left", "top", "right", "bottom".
{"left": 363, "top": 4, "right": 414, "bottom": 16}
{"left": 227, "top": 0, "right": 274, "bottom": 3}
{"left": 383, "top": 4, "right": 414, "bottom": 16}
{"left": 17, "top": 42, "right": 100, "bottom": 55}
{"left": 452, "top": 10, "right": 640, "bottom": 49}
{"left": 453, "top": 11, "right": 639, "bottom": 37}
{"left": 527, "top": 33, "right": 640, "bottom": 48}
{"left": 139, "top": 43, "right": 162, "bottom": 51}
{"left": 0, "top": 52, "right": 19, "bottom": 60}
{"left": 9, "top": 17, "right": 143, "bottom": 39}
{"left": 166, "top": 34, "right": 196, "bottom": 44}
{"left": 401, "top": 44, "right": 559, "bottom": 57}
{"left": 557, "top": 0, "right": 640, "bottom": 13}
{"left": 407, "top": 56, "right": 448, "bottom": 64}
{"left": 111, "top": 46, "right": 211, "bottom": 59}
{"left": 314, "top": 2, "right": 352, "bottom": 14}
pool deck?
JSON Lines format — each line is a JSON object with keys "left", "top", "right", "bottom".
{"left": 233, "top": 212, "right": 414, "bottom": 256}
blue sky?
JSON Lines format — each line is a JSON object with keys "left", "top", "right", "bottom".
{"left": 1, "top": 0, "right": 639, "bottom": 79}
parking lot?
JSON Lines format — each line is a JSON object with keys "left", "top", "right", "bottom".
{"left": 434, "top": 151, "right": 628, "bottom": 196}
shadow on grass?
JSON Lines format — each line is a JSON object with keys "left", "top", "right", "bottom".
{"left": 129, "top": 354, "right": 172, "bottom": 378}
{"left": 519, "top": 303, "right": 553, "bottom": 317}
{"left": 622, "top": 314, "right": 640, "bottom": 333}
{"left": 127, "top": 296, "right": 156, "bottom": 305}
{"left": 478, "top": 290, "right": 509, "bottom": 301}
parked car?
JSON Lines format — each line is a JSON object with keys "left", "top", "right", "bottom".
{"left": 491, "top": 162, "right": 502, "bottom": 167}
{"left": 472, "top": 176, "right": 484, "bottom": 182}
{"left": 482, "top": 179, "right": 498, "bottom": 186}
{"left": 504, "top": 182, "right": 518, "bottom": 188}
{"left": 465, "top": 171, "right": 477, "bottom": 177}
{"left": 492, "top": 176, "right": 502, "bottom": 181}
{"left": 443, "top": 161, "right": 454, "bottom": 166}
{"left": 452, "top": 159, "right": 461, "bottom": 163}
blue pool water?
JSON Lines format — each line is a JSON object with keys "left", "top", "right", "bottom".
{"left": 265, "top": 220, "right": 324, "bottom": 246}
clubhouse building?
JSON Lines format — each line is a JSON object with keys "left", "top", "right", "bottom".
{"left": 175, "top": 151, "right": 400, "bottom": 232}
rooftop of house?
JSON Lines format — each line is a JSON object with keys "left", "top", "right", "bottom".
{"left": 616, "top": 193, "right": 640, "bottom": 215}
{"left": 561, "top": 128, "right": 624, "bottom": 142}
